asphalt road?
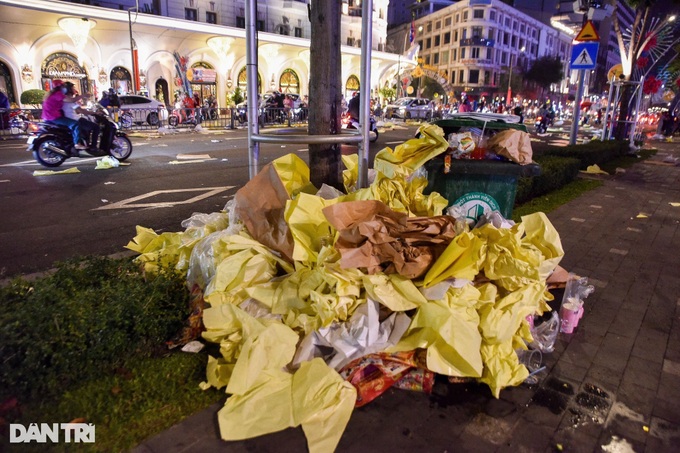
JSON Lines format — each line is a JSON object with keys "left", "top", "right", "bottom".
{"left": 0, "top": 124, "right": 421, "bottom": 279}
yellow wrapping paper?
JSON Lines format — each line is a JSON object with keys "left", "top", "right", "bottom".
{"left": 125, "top": 226, "right": 183, "bottom": 273}
{"left": 389, "top": 284, "right": 484, "bottom": 377}
{"left": 520, "top": 212, "right": 564, "bottom": 281}
{"left": 362, "top": 273, "right": 427, "bottom": 311}
{"left": 422, "top": 231, "right": 486, "bottom": 287}
{"left": 285, "top": 192, "right": 338, "bottom": 263}
{"left": 480, "top": 342, "right": 529, "bottom": 398}
{"left": 373, "top": 123, "right": 449, "bottom": 178}
{"left": 218, "top": 358, "right": 356, "bottom": 453}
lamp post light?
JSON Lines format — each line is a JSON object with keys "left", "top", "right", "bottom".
{"left": 506, "top": 46, "right": 525, "bottom": 107}
{"left": 128, "top": 7, "right": 139, "bottom": 94}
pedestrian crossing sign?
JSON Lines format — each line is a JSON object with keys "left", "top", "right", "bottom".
{"left": 570, "top": 42, "right": 599, "bottom": 69}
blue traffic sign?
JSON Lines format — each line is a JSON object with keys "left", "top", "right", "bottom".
{"left": 570, "top": 42, "right": 599, "bottom": 69}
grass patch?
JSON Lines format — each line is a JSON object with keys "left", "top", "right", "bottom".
{"left": 6, "top": 352, "right": 223, "bottom": 452}
{"left": 512, "top": 178, "right": 603, "bottom": 221}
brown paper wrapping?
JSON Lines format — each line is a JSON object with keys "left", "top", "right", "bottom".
{"left": 487, "top": 129, "right": 533, "bottom": 165}
{"left": 234, "top": 163, "right": 296, "bottom": 262}
{"left": 322, "top": 200, "right": 458, "bottom": 279}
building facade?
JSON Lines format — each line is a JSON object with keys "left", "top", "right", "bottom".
{"left": 387, "top": 0, "right": 572, "bottom": 103}
{"left": 0, "top": 0, "right": 402, "bottom": 109}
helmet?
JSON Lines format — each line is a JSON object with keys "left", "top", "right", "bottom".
{"left": 63, "top": 81, "right": 75, "bottom": 89}
{"left": 52, "top": 79, "right": 63, "bottom": 88}
{"left": 108, "top": 88, "right": 115, "bottom": 94}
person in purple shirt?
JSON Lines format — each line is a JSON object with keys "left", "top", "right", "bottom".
{"left": 42, "top": 80, "right": 88, "bottom": 150}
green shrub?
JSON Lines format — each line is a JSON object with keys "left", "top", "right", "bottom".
{"left": 20, "top": 89, "right": 47, "bottom": 107}
{"left": 515, "top": 156, "right": 581, "bottom": 205}
{"left": 0, "top": 256, "right": 190, "bottom": 402}
{"left": 540, "top": 139, "right": 628, "bottom": 168}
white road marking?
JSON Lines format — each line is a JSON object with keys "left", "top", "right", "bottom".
{"left": 386, "top": 141, "right": 404, "bottom": 145}
{"left": 93, "top": 186, "right": 235, "bottom": 210}
{"left": 0, "top": 157, "right": 99, "bottom": 167}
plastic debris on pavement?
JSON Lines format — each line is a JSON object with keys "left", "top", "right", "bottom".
{"left": 33, "top": 167, "right": 81, "bottom": 176}
{"left": 95, "top": 156, "right": 120, "bottom": 169}
{"left": 125, "top": 123, "right": 567, "bottom": 452}
{"left": 580, "top": 164, "right": 609, "bottom": 175}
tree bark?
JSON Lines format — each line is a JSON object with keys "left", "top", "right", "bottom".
{"left": 308, "top": 0, "right": 343, "bottom": 191}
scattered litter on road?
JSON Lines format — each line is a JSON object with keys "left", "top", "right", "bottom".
{"left": 177, "top": 154, "right": 212, "bottom": 160}
{"left": 105, "top": 181, "right": 116, "bottom": 185}
{"left": 95, "top": 156, "right": 120, "bottom": 169}
{"left": 33, "top": 168, "right": 80, "bottom": 176}
{"left": 101, "top": 199, "right": 108, "bottom": 203}
{"left": 670, "top": 202, "right": 680, "bottom": 207}
{"left": 211, "top": 140, "right": 222, "bottom": 143}
{"left": 636, "top": 213, "right": 649, "bottom": 218}
{"left": 581, "top": 164, "right": 608, "bottom": 175}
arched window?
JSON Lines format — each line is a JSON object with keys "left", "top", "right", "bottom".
{"left": 345, "top": 74, "right": 360, "bottom": 98}
{"left": 0, "top": 60, "right": 16, "bottom": 105}
{"left": 237, "top": 66, "right": 262, "bottom": 94}
{"left": 41, "top": 52, "right": 88, "bottom": 93}
{"left": 279, "top": 69, "right": 299, "bottom": 94}
{"left": 110, "top": 66, "right": 132, "bottom": 94}
{"left": 189, "top": 62, "right": 217, "bottom": 103}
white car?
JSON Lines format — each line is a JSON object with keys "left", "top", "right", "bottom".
{"left": 384, "top": 97, "right": 433, "bottom": 120}
{"left": 117, "top": 95, "right": 169, "bottom": 126}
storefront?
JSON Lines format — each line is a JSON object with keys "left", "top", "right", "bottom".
{"left": 0, "top": 60, "right": 17, "bottom": 105}
{"left": 189, "top": 62, "right": 217, "bottom": 104}
{"left": 40, "top": 53, "right": 89, "bottom": 94}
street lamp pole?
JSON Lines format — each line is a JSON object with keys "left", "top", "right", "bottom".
{"left": 128, "top": 7, "right": 139, "bottom": 94}
{"left": 506, "top": 46, "right": 525, "bottom": 106}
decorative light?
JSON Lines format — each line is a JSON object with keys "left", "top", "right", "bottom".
{"left": 58, "top": 17, "right": 96, "bottom": 63}
{"left": 98, "top": 69, "right": 108, "bottom": 84}
{"left": 226, "top": 76, "right": 233, "bottom": 89}
{"left": 139, "top": 70, "right": 147, "bottom": 86}
{"left": 270, "top": 74, "right": 277, "bottom": 90}
{"left": 207, "top": 36, "right": 234, "bottom": 57}
{"left": 21, "top": 64, "right": 33, "bottom": 83}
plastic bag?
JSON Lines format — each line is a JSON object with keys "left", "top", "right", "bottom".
{"left": 528, "top": 311, "right": 559, "bottom": 353}
{"left": 516, "top": 348, "right": 544, "bottom": 385}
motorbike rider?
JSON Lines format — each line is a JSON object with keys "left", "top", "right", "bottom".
{"left": 62, "top": 82, "right": 100, "bottom": 148}
{"left": 42, "top": 80, "right": 88, "bottom": 150}
{"left": 347, "top": 92, "right": 360, "bottom": 121}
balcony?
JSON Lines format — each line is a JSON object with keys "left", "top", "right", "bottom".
{"left": 459, "top": 37, "right": 495, "bottom": 47}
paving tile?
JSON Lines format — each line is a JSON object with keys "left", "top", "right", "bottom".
{"left": 598, "top": 430, "right": 646, "bottom": 453}
{"left": 552, "top": 426, "right": 600, "bottom": 452}
{"left": 621, "top": 356, "right": 662, "bottom": 393}
{"left": 585, "top": 364, "right": 623, "bottom": 391}
{"left": 646, "top": 416, "right": 680, "bottom": 452}
{"left": 608, "top": 308, "right": 645, "bottom": 338}
{"left": 495, "top": 421, "right": 554, "bottom": 453}
{"left": 617, "top": 381, "right": 657, "bottom": 419}
{"left": 631, "top": 328, "right": 669, "bottom": 364}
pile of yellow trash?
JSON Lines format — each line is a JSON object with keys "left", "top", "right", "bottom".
{"left": 126, "top": 124, "right": 563, "bottom": 452}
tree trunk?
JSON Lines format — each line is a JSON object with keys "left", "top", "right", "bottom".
{"left": 308, "top": 0, "right": 343, "bottom": 191}
{"left": 614, "top": 80, "right": 633, "bottom": 141}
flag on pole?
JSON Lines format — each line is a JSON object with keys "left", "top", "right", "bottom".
{"left": 409, "top": 16, "right": 416, "bottom": 44}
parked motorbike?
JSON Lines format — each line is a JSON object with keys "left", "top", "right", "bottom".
{"left": 202, "top": 99, "right": 218, "bottom": 120}
{"left": 9, "top": 109, "right": 31, "bottom": 133}
{"left": 27, "top": 104, "right": 133, "bottom": 168}
{"left": 341, "top": 113, "right": 379, "bottom": 142}
{"left": 168, "top": 107, "right": 200, "bottom": 127}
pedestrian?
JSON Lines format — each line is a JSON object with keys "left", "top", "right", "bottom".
{"left": 284, "top": 94, "right": 293, "bottom": 120}
{"left": 513, "top": 105, "right": 524, "bottom": 124}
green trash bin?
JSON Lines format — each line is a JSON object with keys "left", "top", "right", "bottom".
{"left": 424, "top": 117, "right": 539, "bottom": 222}
{"left": 424, "top": 158, "right": 537, "bottom": 222}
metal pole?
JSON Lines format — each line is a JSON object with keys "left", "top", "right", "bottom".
{"left": 601, "top": 77, "right": 615, "bottom": 141}
{"left": 608, "top": 81, "right": 621, "bottom": 140}
{"left": 629, "top": 76, "right": 644, "bottom": 146}
{"left": 569, "top": 70, "right": 585, "bottom": 145}
{"left": 245, "top": 0, "right": 259, "bottom": 179}
{"left": 506, "top": 56, "right": 513, "bottom": 105}
{"left": 128, "top": 9, "right": 138, "bottom": 93}
{"left": 357, "top": 0, "right": 373, "bottom": 189}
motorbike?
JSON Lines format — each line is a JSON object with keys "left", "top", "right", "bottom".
{"left": 202, "top": 99, "right": 218, "bottom": 120}
{"left": 27, "top": 104, "right": 133, "bottom": 168}
{"left": 9, "top": 109, "right": 31, "bottom": 133}
{"left": 168, "top": 107, "right": 200, "bottom": 127}
{"left": 341, "top": 112, "right": 379, "bottom": 142}
{"left": 535, "top": 116, "right": 548, "bottom": 134}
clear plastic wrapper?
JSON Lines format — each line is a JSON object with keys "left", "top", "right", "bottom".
{"left": 528, "top": 311, "right": 560, "bottom": 353}
{"left": 559, "top": 274, "right": 594, "bottom": 333}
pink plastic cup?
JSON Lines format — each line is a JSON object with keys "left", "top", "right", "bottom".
{"left": 560, "top": 304, "right": 583, "bottom": 334}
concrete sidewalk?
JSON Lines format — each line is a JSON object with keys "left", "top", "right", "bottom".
{"left": 133, "top": 140, "right": 680, "bottom": 453}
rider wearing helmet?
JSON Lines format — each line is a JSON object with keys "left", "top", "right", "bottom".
{"left": 42, "top": 80, "right": 88, "bottom": 150}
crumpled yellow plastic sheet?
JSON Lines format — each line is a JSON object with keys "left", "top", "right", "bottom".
{"left": 218, "top": 358, "right": 356, "bottom": 453}
{"left": 125, "top": 151, "right": 568, "bottom": 451}
{"left": 373, "top": 123, "right": 449, "bottom": 179}
{"left": 389, "top": 284, "right": 484, "bottom": 377}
